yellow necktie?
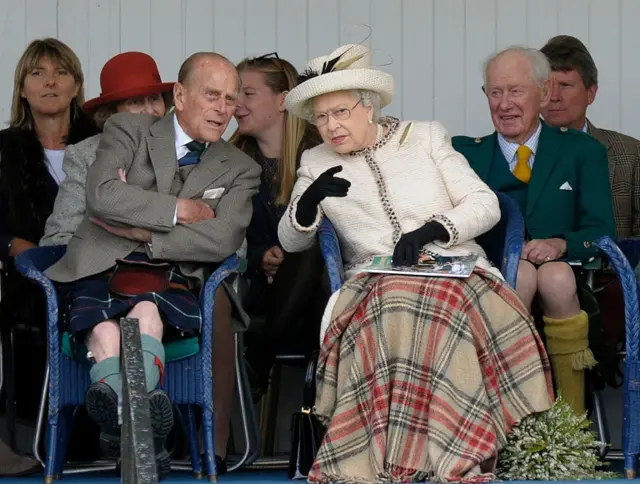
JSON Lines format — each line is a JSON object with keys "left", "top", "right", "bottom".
{"left": 513, "top": 145, "right": 532, "bottom": 184}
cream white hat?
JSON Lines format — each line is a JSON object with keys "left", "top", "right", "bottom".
{"left": 284, "top": 44, "right": 394, "bottom": 120}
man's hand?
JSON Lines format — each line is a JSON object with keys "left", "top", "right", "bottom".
{"left": 8, "top": 237, "right": 37, "bottom": 257}
{"left": 522, "top": 238, "right": 567, "bottom": 264}
{"left": 261, "top": 245, "right": 284, "bottom": 283}
{"left": 90, "top": 217, "right": 152, "bottom": 242}
{"left": 176, "top": 199, "right": 216, "bottom": 224}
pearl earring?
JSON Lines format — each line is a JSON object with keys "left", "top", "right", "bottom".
{"left": 368, "top": 119, "right": 373, "bottom": 124}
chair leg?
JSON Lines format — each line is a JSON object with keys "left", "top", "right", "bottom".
{"left": 228, "top": 333, "right": 261, "bottom": 471}
{"left": 262, "top": 363, "right": 282, "bottom": 457}
{"left": 179, "top": 404, "right": 203, "bottom": 478}
{"left": 32, "top": 363, "right": 49, "bottom": 467}
{"left": 53, "top": 406, "right": 75, "bottom": 478}
{"left": 202, "top": 402, "right": 217, "bottom": 482}
{"left": 36, "top": 364, "right": 59, "bottom": 483}
{"left": 5, "top": 328, "right": 16, "bottom": 451}
{"left": 591, "top": 390, "right": 610, "bottom": 459}
{"left": 625, "top": 454, "right": 638, "bottom": 478}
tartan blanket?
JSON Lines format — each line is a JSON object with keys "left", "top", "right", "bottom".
{"left": 310, "top": 269, "right": 554, "bottom": 483}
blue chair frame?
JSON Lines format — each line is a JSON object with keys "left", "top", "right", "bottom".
{"left": 15, "top": 246, "right": 238, "bottom": 482}
{"left": 317, "top": 190, "right": 524, "bottom": 293}
{"left": 592, "top": 237, "right": 640, "bottom": 477}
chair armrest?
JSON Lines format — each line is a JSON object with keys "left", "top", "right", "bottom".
{"left": 13, "top": 246, "right": 67, "bottom": 409}
{"left": 593, "top": 236, "right": 640, "bottom": 361}
{"left": 14, "top": 247, "right": 67, "bottom": 347}
{"left": 318, "top": 218, "right": 344, "bottom": 294}
{"left": 495, "top": 191, "right": 525, "bottom": 289}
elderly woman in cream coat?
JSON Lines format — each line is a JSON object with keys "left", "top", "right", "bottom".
{"left": 278, "top": 44, "right": 555, "bottom": 484}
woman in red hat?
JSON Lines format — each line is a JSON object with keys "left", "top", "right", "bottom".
{"left": 41, "top": 51, "right": 173, "bottom": 246}
{"left": 39, "top": 51, "right": 174, "bottom": 475}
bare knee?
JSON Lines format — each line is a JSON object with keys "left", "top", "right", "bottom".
{"left": 537, "top": 262, "right": 580, "bottom": 318}
{"left": 86, "top": 320, "right": 121, "bottom": 362}
{"left": 515, "top": 260, "right": 538, "bottom": 310}
{"left": 128, "top": 301, "right": 163, "bottom": 339}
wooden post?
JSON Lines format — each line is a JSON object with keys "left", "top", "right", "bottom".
{"left": 120, "top": 317, "right": 158, "bottom": 484}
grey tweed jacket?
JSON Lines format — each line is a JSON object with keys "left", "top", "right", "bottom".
{"left": 41, "top": 134, "right": 102, "bottom": 247}
{"left": 45, "top": 112, "right": 261, "bottom": 290}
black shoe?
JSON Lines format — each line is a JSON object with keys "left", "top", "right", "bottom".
{"left": 149, "top": 389, "right": 174, "bottom": 478}
{"left": 85, "top": 382, "right": 120, "bottom": 458}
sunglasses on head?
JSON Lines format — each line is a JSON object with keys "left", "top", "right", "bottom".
{"left": 254, "top": 52, "right": 280, "bottom": 61}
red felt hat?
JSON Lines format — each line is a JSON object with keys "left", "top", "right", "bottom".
{"left": 83, "top": 52, "right": 174, "bottom": 113}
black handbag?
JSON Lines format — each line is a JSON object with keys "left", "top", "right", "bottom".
{"left": 288, "top": 353, "right": 326, "bottom": 480}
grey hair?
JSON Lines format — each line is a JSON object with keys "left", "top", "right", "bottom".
{"left": 301, "top": 89, "right": 382, "bottom": 122}
{"left": 482, "top": 46, "right": 551, "bottom": 89}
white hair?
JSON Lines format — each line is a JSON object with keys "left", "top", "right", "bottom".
{"left": 301, "top": 89, "right": 382, "bottom": 122}
{"left": 482, "top": 46, "right": 551, "bottom": 89}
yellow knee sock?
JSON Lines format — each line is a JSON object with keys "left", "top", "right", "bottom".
{"left": 543, "top": 310, "right": 597, "bottom": 415}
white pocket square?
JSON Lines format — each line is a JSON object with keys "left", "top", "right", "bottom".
{"left": 559, "top": 182, "right": 573, "bottom": 191}
{"left": 203, "top": 187, "right": 225, "bottom": 199}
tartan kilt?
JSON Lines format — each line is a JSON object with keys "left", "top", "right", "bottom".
{"left": 311, "top": 268, "right": 554, "bottom": 484}
{"left": 59, "top": 253, "right": 202, "bottom": 336}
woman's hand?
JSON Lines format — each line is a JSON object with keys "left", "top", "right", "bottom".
{"left": 8, "top": 238, "right": 37, "bottom": 257}
{"left": 392, "top": 221, "right": 449, "bottom": 266}
{"left": 296, "top": 166, "right": 350, "bottom": 226}
{"left": 261, "top": 245, "right": 285, "bottom": 283}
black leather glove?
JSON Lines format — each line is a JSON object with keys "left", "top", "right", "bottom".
{"left": 296, "top": 165, "right": 351, "bottom": 226}
{"left": 392, "top": 221, "right": 450, "bottom": 266}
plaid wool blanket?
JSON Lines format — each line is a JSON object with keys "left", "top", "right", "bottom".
{"left": 310, "top": 269, "right": 554, "bottom": 483}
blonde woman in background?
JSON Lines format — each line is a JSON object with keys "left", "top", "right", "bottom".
{"left": 229, "top": 53, "right": 328, "bottom": 402}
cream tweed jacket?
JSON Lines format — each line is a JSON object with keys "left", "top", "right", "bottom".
{"left": 278, "top": 119, "right": 503, "bottom": 343}
{"left": 278, "top": 119, "right": 501, "bottom": 278}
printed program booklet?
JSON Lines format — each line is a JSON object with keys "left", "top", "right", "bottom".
{"left": 362, "top": 253, "right": 479, "bottom": 278}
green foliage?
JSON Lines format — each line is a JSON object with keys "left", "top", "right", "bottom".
{"left": 496, "top": 396, "right": 619, "bottom": 481}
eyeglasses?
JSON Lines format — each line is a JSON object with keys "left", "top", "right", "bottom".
{"left": 312, "top": 100, "right": 361, "bottom": 127}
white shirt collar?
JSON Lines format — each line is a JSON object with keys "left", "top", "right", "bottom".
{"left": 173, "top": 114, "right": 210, "bottom": 160}
{"left": 581, "top": 120, "right": 588, "bottom": 133}
{"left": 497, "top": 121, "right": 542, "bottom": 169}
{"left": 173, "top": 114, "right": 193, "bottom": 160}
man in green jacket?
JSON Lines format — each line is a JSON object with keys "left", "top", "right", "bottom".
{"left": 452, "top": 46, "right": 616, "bottom": 416}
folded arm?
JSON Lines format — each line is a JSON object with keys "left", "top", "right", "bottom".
{"left": 424, "top": 121, "right": 500, "bottom": 248}
{"left": 86, "top": 114, "right": 177, "bottom": 232}
{"left": 148, "top": 162, "right": 261, "bottom": 263}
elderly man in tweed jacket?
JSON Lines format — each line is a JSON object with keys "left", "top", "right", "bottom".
{"left": 46, "top": 52, "right": 260, "bottom": 474}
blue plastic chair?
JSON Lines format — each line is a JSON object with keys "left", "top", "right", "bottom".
{"left": 14, "top": 246, "right": 238, "bottom": 482}
{"left": 317, "top": 190, "right": 524, "bottom": 292}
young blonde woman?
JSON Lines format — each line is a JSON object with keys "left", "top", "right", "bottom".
{"left": 0, "top": 37, "right": 99, "bottom": 476}
{"left": 230, "top": 54, "right": 327, "bottom": 401}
